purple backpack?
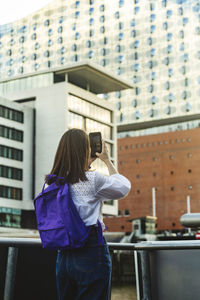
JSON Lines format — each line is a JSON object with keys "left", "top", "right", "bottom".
{"left": 34, "top": 174, "right": 103, "bottom": 250}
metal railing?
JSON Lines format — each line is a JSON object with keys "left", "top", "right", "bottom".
{"left": 1, "top": 237, "right": 200, "bottom": 300}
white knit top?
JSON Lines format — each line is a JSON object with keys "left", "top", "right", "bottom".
{"left": 69, "top": 171, "right": 131, "bottom": 230}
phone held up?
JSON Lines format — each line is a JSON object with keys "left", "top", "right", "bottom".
{"left": 89, "top": 132, "right": 102, "bottom": 158}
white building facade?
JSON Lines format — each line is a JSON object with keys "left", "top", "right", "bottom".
{"left": 0, "top": 96, "right": 34, "bottom": 228}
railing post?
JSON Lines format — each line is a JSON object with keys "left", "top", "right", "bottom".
{"left": 4, "top": 247, "right": 19, "bottom": 300}
{"left": 139, "top": 250, "right": 151, "bottom": 300}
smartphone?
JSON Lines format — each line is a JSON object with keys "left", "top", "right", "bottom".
{"left": 89, "top": 132, "right": 102, "bottom": 158}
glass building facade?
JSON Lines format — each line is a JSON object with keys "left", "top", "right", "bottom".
{"left": 0, "top": 0, "right": 200, "bottom": 136}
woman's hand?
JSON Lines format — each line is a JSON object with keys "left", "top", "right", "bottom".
{"left": 95, "top": 140, "right": 110, "bottom": 162}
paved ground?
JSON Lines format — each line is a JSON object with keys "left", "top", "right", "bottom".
{"left": 111, "top": 284, "right": 137, "bottom": 300}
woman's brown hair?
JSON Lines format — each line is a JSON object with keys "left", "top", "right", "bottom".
{"left": 45, "top": 128, "right": 90, "bottom": 185}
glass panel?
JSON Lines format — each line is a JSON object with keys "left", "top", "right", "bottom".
{"left": 68, "top": 94, "right": 111, "bottom": 123}
{"left": 86, "top": 119, "right": 111, "bottom": 140}
{"left": 68, "top": 112, "right": 84, "bottom": 130}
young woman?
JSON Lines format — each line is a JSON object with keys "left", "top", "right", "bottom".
{"left": 45, "top": 128, "right": 131, "bottom": 300}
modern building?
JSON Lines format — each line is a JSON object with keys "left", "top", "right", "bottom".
{"left": 0, "top": 0, "right": 200, "bottom": 135}
{"left": 0, "top": 62, "right": 132, "bottom": 230}
{"left": 0, "top": 96, "right": 34, "bottom": 229}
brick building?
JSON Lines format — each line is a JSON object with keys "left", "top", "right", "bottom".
{"left": 104, "top": 127, "right": 200, "bottom": 232}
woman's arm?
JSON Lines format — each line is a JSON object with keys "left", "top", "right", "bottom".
{"left": 95, "top": 140, "right": 118, "bottom": 175}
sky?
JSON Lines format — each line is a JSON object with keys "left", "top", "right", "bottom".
{"left": 0, "top": 0, "right": 52, "bottom": 25}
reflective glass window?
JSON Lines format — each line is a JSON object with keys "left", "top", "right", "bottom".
{"left": 178, "top": 7, "right": 183, "bottom": 15}
{"left": 75, "top": 11, "right": 80, "bottom": 18}
{"left": 44, "top": 19, "right": 50, "bottom": 26}
{"left": 18, "top": 66, "right": 23, "bottom": 74}
{"left": 167, "top": 33, "right": 173, "bottom": 41}
{"left": 134, "top": 40, "right": 139, "bottom": 48}
{"left": 32, "top": 24, "right": 37, "bottom": 31}
{"left": 115, "top": 12, "right": 120, "bottom": 19}
{"left": 167, "top": 45, "right": 172, "bottom": 53}
{"left": 34, "top": 63, "right": 39, "bottom": 70}
{"left": 48, "top": 39, "right": 53, "bottom": 47}
{"left": 131, "top": 30, "right": 136, "bottom": 37}
{"left": 119, "top": 0, "right": 124, "bottom": 7}
{"left": 183, "top": 17, "right": 189, "bottom": 26}
{"left": 57, "top": 37, "right": 63, "bottom": 44}
{"left": 100, "top": 15, "right": 105, "bottom": 22}
{"left": 162, "top": 0, "right": 167, "bottom": 7}
{"left": 48, "top": 29, "right": 53, "bottom": 36}
{"left": 166, "top": 10, "right": 172, "bottom": 18}
{"left": 118, "top": 32, "right": 124, "bottom": 40}
{"left": 10, "top": 39, "right": 14, "bottom": 46}
{"left": 75, "top": 1, "right": 80, "bottom": 8}
{"left": 44, "top": 50, "right": 50, "bottom": 57}
{"left": 89, "top": 29, "right": 94, "bottom": 37}
{"left": 164, "top": 81, "right": 170, "bottom": 90}
{"left": 136, "top": 111, "right": 141, "bottom": 119}
{"left": 59, "top": 16, "right": 63, "bottom": 24}
{"left": 148, "top": 84, "right": 154, "bottom": 93}
{"left": 19, "top": 36, "right": 25, "bottom": 43}
{"left": 89, "top": 7, "right": 94, "bottom": 14}
{"left": 35, "top": 42, "right": 40, "bottom": 50}
{"left": 58, "top": 26, "right": 63, "bottom": 33}
{"left": 152, "top": 96, "right": 157, "bottom": 104}
{"left": 75, "top": 32, "right": 80, "bottom": 40}
{"left": 182, "top": 91, "right": 187, "bottom": 100}
{"left": 21, "top": 56, "right": 26, "bottom": 63}
{"left": 186, "top": 103, "right": 192, "bottom": 112}
{"left": 60, "top": 46, "right": 66, "bottom": 54}
{"left": 86, "top": 40, "right": 92, "bottom": 48}
{"left": 168, "top": 68, "right": 173, "bottom": 77}
{"left": 88, "top": 50, "right": 93, "bottom": 59}
{"left": 147, "top": 37, "right": 152, "bottom": 45}
{"left": 10, "top": 28, "right": 14, "bottom": 36}
{"left": 168, "top": 93, "right": 174, "bottom": 102}
{"left": 7, "top": 49, "right": 12, "bottom": 56}
{"left": 72, "top": 44, "right": 77, "bottom": 51}
{"left": 163, "top": 57, "right": 169, "bottom": 66}
{"left": 132, "top": 63, "right": 139, "bottom": 72}
{"left": 100, "top": 26, "right": 105, "bottom": 33}
{"left": 89, "top": 18, "right": 94, "bottom": 26}
{"left": 132, "top": 99, "right": 137, "bottom": 107}
{"left": 72, "top": 23, "right": 76, "bottom": 31}
{"left": 130, "top": 19, "right": 135, "bottom": 27}
{"left": 163, "top": 22, "right": 168, "bottom": 30}
{"left": 150, "top": 25, "right": 156, "bottom": 33}
{"left": 134, "top": 7, "right": 140, "bottom": 14}
{"left": 100, "top": 4, "right": 105, "bottom": 11}
{"left": 180, "top": 66, "right": 186, "bottom": 74}
{"left": 179, "top": 43, "right": 184, "bottom": 51}
{"left": 8, "top": 69, "right": 14, "bottom": 76}
{"left": 150, "top": 48, "right": 155, "bottom": 57}
{"left": 31, "top": 54, "right": 37, "bottom": 60}
{"left": 31, "top": 33, "right": 37, "bottom": 40}
{"left": 150, "top": 3, "right": 155, "bottom": 10}
{"left": 150, "top": 14, "right": 156, "bottom": 22}
{"left": 179, "top": 30, "right": 184, "bottom": 38}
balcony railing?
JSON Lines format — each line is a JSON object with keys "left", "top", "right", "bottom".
{"left": 1, "top": 237, "right": 200, "bottom": 300}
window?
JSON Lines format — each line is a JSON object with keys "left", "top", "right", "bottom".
{"left": 179, "top": 30, "right": 184, "bottom": 39}
{"left": 58, "top": 26, "right": 63, "bottom": 33}
{"left": 168, "top": 68, "right": 173, "bottom": 77}
{"left": 168, "top": 93, "right": 174, "bottom": 102}
{"left": 183, "top": 17, "right": 189, "bottom": 26}
{"left": 0, "top": 125, "right": 23, "bottom": 142}
{"left": 124, "top": 209, "right": 130, "bottom": 216}
{"left": 0, "top": 186, "right": 22, "bottom": 200}
{"left": 35, "top": 42, "right": 40, "bottom": 50}
{"left": 163, "top": 22, "right": 168, "bottom": 30}
{"left": 135, "top": 111, "right": 141, "bottom": 119}
{"left": 0, "top": 145, "right": 23, "bottom": 161}
{"left": 150, "top": 14, "right": 156, "bottom": 22}
{"left": 186, "top": 103, "right": 192, "bottom": 112}
{"left": 57, "top": 37, "right": 63, "bottom": 44}
{"left": 100, "top": 15, "right": 105, "bottom": 23}
{"left": 147, "top": 37, "right": 152, "bottom": 46}
{"left": 166, "top": 10, "right": 172, "bottom": 18}
{"left": 0, "top": 106, "right": 24, "bottom": 123}
{"left": 132, "top": 99, "right": 137, "bottom": 107}
{"left": 75, "top": 32, "right": 80, "bottom": 40}
{"left": 89, "top": 18, "right": 94, "bottom": 26}
{"left": 44, "top": 19, "right": 50, "bottom": 26}
{"left": 48, "top": 40, "right": 53, "bottom": 47}
{"left": 100, "top": 26, "right": 105, "bottom": 34}
{"left": 152, "top": 96, "right": 157, "bottom": 104}
{"left": 133, "top": 40, "right": 139, "bottom": 49}
{"left": 0, "top": 165, "right": 23, "bottom": 181}
{"left": 167, "top": 33, "right": 173, "bottom": 41}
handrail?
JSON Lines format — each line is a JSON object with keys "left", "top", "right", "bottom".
{"left": 0, "top": 237, "right": 200, "bottom": 250}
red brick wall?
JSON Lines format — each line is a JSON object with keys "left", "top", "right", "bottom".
{"left": 104, "top": 127, "right": 200, "bottom": 232}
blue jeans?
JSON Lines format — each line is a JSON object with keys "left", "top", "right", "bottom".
{"left": 56, "top": 227, "right": 112, "bottom": 300}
